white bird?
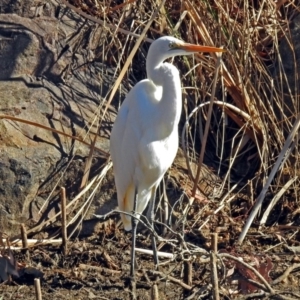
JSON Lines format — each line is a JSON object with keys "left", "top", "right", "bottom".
{"left": 110, "top": 36, "right": 224, "bottom": 277}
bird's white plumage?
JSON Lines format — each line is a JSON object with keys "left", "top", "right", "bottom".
{"left": 110, "top": 37, "right": 186, "bottom": 230}
{"left": 110, "top": 36, "right": 223, "bottom": 231}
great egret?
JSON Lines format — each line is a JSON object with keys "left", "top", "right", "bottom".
{"left": 110, "top": 36, "right": 224, "bottom": 277}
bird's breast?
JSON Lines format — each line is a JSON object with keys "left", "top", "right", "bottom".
{"left": 138, "top": 131, "right": 179, "bottom": 185}
{"left": 153, "top": 85, "right": 163, "bottom": 101}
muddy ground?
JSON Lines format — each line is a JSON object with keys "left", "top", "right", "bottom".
{"left": 1, "top": 190, "right": 300, "bottom": 299}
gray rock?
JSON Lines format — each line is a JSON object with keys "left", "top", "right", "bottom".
{"left": 0, "top": 7, "right": 117, "bottom": 236}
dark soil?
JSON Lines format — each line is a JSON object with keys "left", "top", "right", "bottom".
{"left": 1, "top": 200, "right": 300, "bottom": 299}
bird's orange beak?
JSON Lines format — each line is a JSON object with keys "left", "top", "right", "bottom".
{"left": 181, "top": 43, "right": 225, "bottom": 53}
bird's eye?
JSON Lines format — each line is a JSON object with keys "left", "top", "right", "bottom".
{"left": 169, "top": 42, "right": 177, "bottom": 49}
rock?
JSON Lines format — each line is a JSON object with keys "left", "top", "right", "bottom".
{"left": 0, "top": 81, "right": 61, "bottom": 233}
{"left": 0, "top": 6, "right": 116, "bottom": 236}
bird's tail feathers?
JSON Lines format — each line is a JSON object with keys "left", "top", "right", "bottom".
{"left": 119, "top": 181, "right": 153, "bottom": 231}
{"left": 119, "top": 181, "right": 135, "bottom": 231}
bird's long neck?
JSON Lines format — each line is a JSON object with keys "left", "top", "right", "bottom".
{"left": 147, "top": 60, "right": 182, "bottom": 136}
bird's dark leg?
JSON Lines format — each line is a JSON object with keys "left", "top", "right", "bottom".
{"left": 149, "top": 187, "right": 160, "bottom": 298}
{"left": 129, "top": 186, "right": 138, "bottom": 300}
{"left": 130, "top": 186, "right": 139, "bottom": 278}
{"left": 149, "top": 186, "right": 159, "bottom": 268}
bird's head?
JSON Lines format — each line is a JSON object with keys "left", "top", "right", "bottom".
{"left": 148, "top": 36, "right": 224, "bottom": 62}
{"left": 146, "top": 36, "right": 225, "bottom": 85}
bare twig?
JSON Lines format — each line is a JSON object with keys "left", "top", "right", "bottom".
{"left": 191, "top": 52, "right": 223, "bottom": 197}
{"left": 210, "top": 234, "right": 219, "bottom": 300}
{"left": 0, "top": 115, "right": 107, "bottom": 156}
{"left": 16, "top": 161, "right": 112, "bottom": 239}
{"left": 2, "top": 238, "right": 62, "bottom": 249}
{"left": 272, "top": 263, "right": 300, "bottom": 285}
{"left": 218, "top": 253, "right": 274, "bottom": 293}
{"left": 238, "top": 114, "right": 300, "bottom": 244}
{"left": 60, "top": 187, "right": 68, "bottom": 255}
{"left": 148, "top": 270, "right": 193, "bottom": 291}
{"left": 211, "top": 233, "right": 218, "bottom": 253}
{"left": 101, "top": 249, "right": 119, "bottom": 270}
{"left": 20, "top": 224, "right": 28, "bottom": 250}
{"left": 183, "top": 260, "right": 192, "bottom": 287}
{"left": 260, "top": 176, "right": 298, "bottom": 226}
{"left": 151, "top": 281, "right": 159, "bottom": 300}
{"left": 210, "top": 252, "right": 220, "bottom": 300}
{"left": 34, "top": 278, "right": 42, "bottom": 300}
{"left": 135, "top": 248, "right": 174, "bottom": 259}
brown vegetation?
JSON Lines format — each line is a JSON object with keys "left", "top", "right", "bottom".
{"left": 1, "top": 0, "right": 300, "bottom": 299}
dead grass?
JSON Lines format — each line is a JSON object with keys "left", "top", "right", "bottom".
{"left": 3, "top": 0, "right": 300, "bottom": 298}
{"left": 65, "top": 0, "right": 300, "bottom": 231}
